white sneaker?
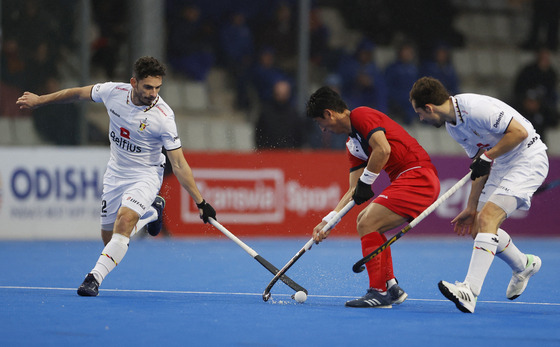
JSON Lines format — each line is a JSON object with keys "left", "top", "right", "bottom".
{"left": 507, "top": 254, "right": 542, "bottom": 300}
{"left": 438, "top": 280, "right": 477, "bottom": 313}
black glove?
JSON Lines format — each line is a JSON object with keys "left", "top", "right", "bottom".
{"left": 470, "top": 153, "right": 493, "bottom": 180}
{"left": 196, "top": 199, "right": 216, "bottom": 223}
{"left": 352, "top": 180, "right": 375, "bottom": 205}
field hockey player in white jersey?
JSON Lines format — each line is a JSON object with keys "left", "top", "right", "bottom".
{"left": 16, "top": 56, "right": 217, "bottom": 297}
{"left": 409, "top": 76, "right": 549, "bottom": 313}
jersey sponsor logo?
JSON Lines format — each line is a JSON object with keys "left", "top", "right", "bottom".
{"left": 493, "top": 111, "right": 504, "bottom": 128}
{"left": 120, "top": 127, "right": 130, "bottom": 139}
{"left": 110, "top": 130, "right": 142, "bottom": 153}
{"left": 109, "top": 109, "right": 121, "bottom": 118}
{"left": 476, "top": 143, "right": 490, "bottom": 149}
{"left": 498, "top": 185, "right": 511, "bottom": 193}
{"left": 126, "top": 196, "right": 146, "bottom": 210}
{"left": 527, "top": 135, "right": 539, "bottom": 148}
{"left": 155, "top": 105, "right": 168, "bottom": 117}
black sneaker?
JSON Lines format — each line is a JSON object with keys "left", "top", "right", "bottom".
{"left": 387, "top": 283, "right": 408, "bottom": 305}
{"left": 147, "top": 195, "right": 165, "bottom": 236}
{"left": 77, "top": 273, "right": 99, "bottom": 297}
{"left": 345, "top": 289, "right": 392, "bottom": 308}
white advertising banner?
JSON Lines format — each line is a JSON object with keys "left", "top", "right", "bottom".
{"left": 0, "top": 147, "right": 109, "bottom": 240}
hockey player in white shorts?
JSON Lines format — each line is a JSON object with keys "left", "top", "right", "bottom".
{"left": 410, "top": 77, "right": 549, "bottom": 313}
{"left": 16, "top": 56, "right": 217, "bottom": 297}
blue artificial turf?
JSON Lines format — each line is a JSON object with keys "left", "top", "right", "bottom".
{"left": 1, "top": 237, "right": 559, "bottom": 346}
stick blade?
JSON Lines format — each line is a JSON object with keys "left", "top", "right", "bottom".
{"left": 352, "top": 263, "right": 365, "bottom": 273}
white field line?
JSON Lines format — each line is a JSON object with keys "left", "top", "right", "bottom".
{"left": 0, "top": 285, "right": 559, "bottom": 307}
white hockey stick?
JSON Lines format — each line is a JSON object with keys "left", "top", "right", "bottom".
{"left": 262, "top": 200, "right": 356, "bottom": 301}
{"left": 208, "top": 218, "right": 307, "bottom": 293}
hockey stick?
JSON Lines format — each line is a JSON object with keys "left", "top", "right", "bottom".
{"left": 352, "top": 171, "right": 472, "bottom": 273}
{"left": 208, "top": 218, "right": 307, "bottom": 294}
{"left": 262, "top": 200, "right": 356, "bottom": 301}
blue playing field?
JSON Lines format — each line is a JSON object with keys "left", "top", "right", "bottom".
{"left": 1, "top": 236, "right": 559, "bottom": 346}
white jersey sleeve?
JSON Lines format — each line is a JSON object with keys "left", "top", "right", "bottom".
{"left": 447, "top": 94, "right": 547, "bottom": 162}
{"left": 91, "top": 82, "right": 116, "bottom": 104}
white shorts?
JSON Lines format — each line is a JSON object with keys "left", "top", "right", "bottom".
{"left": 478, "top": 150, "right": 549, "bottom": 215}
{"left": 100, "top": 166, "right": 164, "bottom": 227}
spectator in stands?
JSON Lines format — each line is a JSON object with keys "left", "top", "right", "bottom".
{"left": 515, "top": 89, "right": 558, "bottom": 143}
{"left": 385, "top": 41, "right": 419, "bottom": 125}
{"left": 513, "top": 47, "right": 558, "bottom": 113}
{"left": 219, "top": 9, "right": 255, "bottom": 110}
{"left": 419, "top": 43, "right": 460, "bottom": 95}
{"left": 309, "top": 7, "right": 332, "bottom": 69}
{"left": 91, "top": 0, "right": 127, "bottom": 79}
{"left": 389, "top": 0, "right": 464, "bottom": 60}
{"left": 251, "top": 47, "right": 290, "bottom": 104}
{"left": 0, "top": 37, "right": 28, "bottom": 117}
{"left": 254, "top": 1, "right": 298, "bottom": 73}
{"left": 1, "top": 0, "right": 73, "bottom": 118}
{"left": 167, "top": 3, "right": 216, "bottom": 81}
{"left": 255, "top": 79, "right": 303, "bottom": 149}
{"left": 336, "top": 38, "right": 388, "bottom": 112}
{"left": 519, "top": 0, "right": 560, "bottom": 51}
{"left": 31, "top": 78, "right": 81, "bottom": 145}
{"left": 512, "top": 47, "right": 559, "bottom": 142}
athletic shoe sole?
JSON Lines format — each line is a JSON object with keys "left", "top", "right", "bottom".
{"left": 438, "top": 281, "right": 474, "bottom": 313}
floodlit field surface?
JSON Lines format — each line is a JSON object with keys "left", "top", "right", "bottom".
{"left": 1, "top": 237, "right": 559, "bottom": 346}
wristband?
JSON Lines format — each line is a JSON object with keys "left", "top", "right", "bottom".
{"left": 359, "top": 168, "right": 379, "bottom": 185}
{"left": 480, "top": 152, "right": 493, "bottom": 162}
{"left": 322, "top": 210, "right": 340, "bottom": 228}
{"left": 322, "top": 211, "right": 338, "bottom": 224}
{"left": 196, "top": 199, "right": 206, "bottom": 208}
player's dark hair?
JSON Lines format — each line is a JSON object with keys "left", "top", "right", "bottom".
{"left": 409, "top": 76, "right": 450, "bottom": 109}
{"left": 306, "top": 86, "right": 348, "bottom": 119}
{"left": 133, "top": 56, "right": 167, "bottom": 80}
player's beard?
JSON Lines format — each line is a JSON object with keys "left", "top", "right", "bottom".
{"left": 421, "top": 119, "right": 444, "bottom": 128}
{"left": 132, "top": 89, "right": 155, "bottom": 106}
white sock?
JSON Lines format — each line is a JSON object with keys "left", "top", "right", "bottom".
{"left": 464, "top": 233, "right": 498, "bottom": 296}
{"left": 495, "top": 228, "right": 527, "bottom": 272}
{"left": 91, "top": 233, "right": 129, "bottom": 284}
{"left": 386, "top": 278, "right": 397, "bottom": 290}
{"left": 130, "top": 207, "right": 157, "bottom": 238}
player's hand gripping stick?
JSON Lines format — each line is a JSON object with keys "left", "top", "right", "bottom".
{"left": 352, "top": 171, "right": 472, "bottom": 273}
{"left": 262, "top": 200, "right": 356, "bottom": 302}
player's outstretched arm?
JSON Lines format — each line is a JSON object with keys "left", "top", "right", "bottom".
{"left": 166, "top": 148, "right": 216, "bottom": 223}
{"left": 167, "top": 148, "right": 204, "bottom": 203}
{"left": 16, "top": 86, "right": 94, "bottom": 110}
